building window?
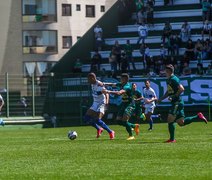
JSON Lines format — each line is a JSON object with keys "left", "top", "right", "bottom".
{"left": 62, "top": 36, "right": 72, "bottom": 48}
{"left": 76, "top": 4, "right": 81, "bottom": 11}
{"left": 22, "top": 30, "right": 57, "bottom": 54}
{"left": 24, "top": 61, "right": 56, "bottom": 77}
{"left": 86, "top": 5, "right": 95, "bottom": 17}
{"left": 100, "top": 6, "right": 105, "bottom": 12}
{"left": 22, "top": 0, "right": 57, "bottom": 23}
{"left": 62, "top": 4, "right": 72, "bottom": 16}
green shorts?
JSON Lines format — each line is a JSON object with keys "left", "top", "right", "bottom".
{"left": 133, "top": 105, "right": 142, "bottom": 117}
{"left": 117, "top": 103, "right": 129, "bottom": 118}
{"left": 169, "top": 101, "right": 185, "bottom": 120}
{"left": 117, "top": 103, "right": 135, "bottom": 118}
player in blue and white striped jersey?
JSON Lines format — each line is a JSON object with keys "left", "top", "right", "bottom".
{"left": 84, "top": 73, "right": 115, "bottom": 139}
{"left": 143, "top": 80, "right": 157, "bottom": 131}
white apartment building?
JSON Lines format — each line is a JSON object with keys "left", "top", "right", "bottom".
{"left": 0, "top": 0, "right": 115, "bottom": 77}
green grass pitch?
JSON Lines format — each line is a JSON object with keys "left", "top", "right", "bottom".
{"left": 0, "top": 122, "right": 211, "bottom": 180}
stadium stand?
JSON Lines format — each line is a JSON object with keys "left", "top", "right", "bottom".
{"left": 49, "top": 0, "right": 211, "bottom": 126}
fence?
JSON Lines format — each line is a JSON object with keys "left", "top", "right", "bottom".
{"left": 1, "top": 73, "right": 210, "bottom": 126}
{"left": 0, "top": 73, "right": 49, "bottom": 118}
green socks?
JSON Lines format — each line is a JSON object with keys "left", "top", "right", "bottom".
{"left": 126, "top": 121, "right": 134, "bottom": 136}
{"left": 168, "top": 122, "right": 175, "bottom": 140}
{"left": 183, "top": 115, "right": 198, "bottom": 125}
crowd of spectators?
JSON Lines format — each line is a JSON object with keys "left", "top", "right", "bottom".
{"left": 75, "top": 0, "right": 212, "bottom": 78}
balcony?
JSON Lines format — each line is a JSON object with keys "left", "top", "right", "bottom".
{"left": 22, "top": 0, "right": 56, "bottom": 23}
{"left": 23, "top": 30, "right": 57, "bottom": 54}
{"left": 22, "top": 14, "right": 57, "bottom": 23}
{"left": 23, "top": 46, "right": 57, "bottom": 54}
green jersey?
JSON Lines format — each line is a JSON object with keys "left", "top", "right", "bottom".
{"left": 124, "top": 44, "right": 133, "bottom": 56}
{"left": 116, "top": 82, "right": 132, "bottom": 103}
{"left": 132, "top": 89, "right": 142, "bottom": 106}
{"left": 167, "top": 75, "right": 182, "bottom": 103}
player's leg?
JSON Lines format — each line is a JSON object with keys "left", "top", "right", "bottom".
{"left": 84, "top": 109, "right": 101, "bottom": 130}
{"left": 123, "top": 105, "right": 139, "bottom": 140}
{"left": 183, "top": 113, "right": 208, "bottom": 125}
{"left": 165, "top": 103, "right": 178, "bottom": 143}
{"left": 145, "top": 107, "right": 154, "bottom": 131}
{"left": 166, "top": 114, "right": 176, "bottom": 143}
{"left": 176, "top": 102, "right": 208, "bottom": 126}
{"left": 116, "top": 103, "right": 128, "bottom": 127}
{"left": 95, "top": 104, "right": 115, "bottom": 139}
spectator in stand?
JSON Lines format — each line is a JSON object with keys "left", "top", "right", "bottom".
{"left": 180, "top": 21, "right": 191, "bottom": 43}
{"left": 147, "top": 67, "right": 157, "bottom": 77}
{"left": 159, "top": 64, "right": 166, "bottom": 77}
{"left": 174, "top": 63, "right": 181, "bottom": 76}
{"left": 124, "top": 39, "right": 136, "bottom": 70}
{"left": 146, "top": 55, "right": 154, "bottom": 70}
{"left": 137, "top": 22, "right": 148, "bottom": 45}
{"left": 173, "top": 34, "right": 181, "bottom": 55}
{"left": 206, "top": 64, "right": 212, "bottom": 74}
{"left": 146, "top": 3, "right": 154, "bottom": 27}
{"left": 205, "top": 38, "right": 212, "bottom": 59}
{"left": 140, "top": 43, "right": 151, "bottom": 70}
{"left": 147, "top": 0, "right": 155, "bottom": 26}
{"left": 201, "top": 20, "right": 211, "bottom": 40}
{"left": 121, "top": 52, "right": 129, "bottom": 73}
{"left": 94, "top": 25, "right": 103, "bottom": 51}
{"left": 109, "top": 47, "right": 117, "bottom": 75}
{"left": 160, "top": 43, "right": 167, "bottom": 59}
{"left": 113, "top": 40, "right": 122, "bottom": 70}
{"left": 154, "top": 56, "right": 163, "bottom": 75}
{"left": 135, "top": 0, "right": 145, "bottom": 13}
{"left": 181, "top": 53, "right": 190, "bottom": 72}
{"left": 201, "top": 40, "right": 208, "bottom": 61}
{"left": 163, "top": 56, "right": 170, "bottom": 65}
{"left": 194, "top": 39, "right": 203, "bottom": 61}
{"left": 162, "top": 22, "right": 172, "bottom": 44}
{"left": 196, "top": 63, "right": 204, "bottom": 75}
{"left": 90, "top": 50, "right": 102, "bottom": 72}
{"left": 167, "top": 34, "right": 175, "bottom": 55}
{"left": 137, "top": 8, "right": 146, "bottom": 25}
{"left": 73, "top": 59, "right": 82, "bottom": 73}
{"left": 169, "top": 56, "right": 177, "bottom": 66}
{"left": 201, "top": 0, "right": 211, "bottom": 21}
{"left": 182, "top": 62, "right": 192, "bottom": 76}
{"left": 185, "top": 39, "right": 195, "bottom": 61}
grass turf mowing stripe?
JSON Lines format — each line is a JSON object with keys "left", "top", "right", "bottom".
{"left": 0, "top": 122, "right": 211, "bottom": 179}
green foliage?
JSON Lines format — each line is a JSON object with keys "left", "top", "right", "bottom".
{"left": 0, "top": 122, "right": 211, "bottom": 179}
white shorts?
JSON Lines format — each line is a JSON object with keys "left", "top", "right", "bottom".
{"left": 90, "top": 102, "right": 105, "bottom": 114}
{"left": 144, "top": 106, "right": 155, "bottom": 114}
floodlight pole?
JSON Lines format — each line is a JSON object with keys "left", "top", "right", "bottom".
{"left": 5, "top": 72, "right": 9, "bottom": 117}
{"left": 209, "top": 96, "right": 211, "bottom": 121}
{"left": 32, "top": 73, "right": 35, "bottom": 117}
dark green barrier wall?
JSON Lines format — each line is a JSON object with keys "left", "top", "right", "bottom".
{"left": 44, "top": 76, "right": 211, "bottom": 127}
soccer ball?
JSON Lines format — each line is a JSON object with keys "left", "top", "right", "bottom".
{"left": 68, "top": 131, "right": 77, "bottom": 140}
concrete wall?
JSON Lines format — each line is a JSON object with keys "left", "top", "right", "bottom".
{"left": 0, "top": 0, "right": 23, "bottom": 75}
{"left": 0, "top": 0, "right": 116, "bottom": 76}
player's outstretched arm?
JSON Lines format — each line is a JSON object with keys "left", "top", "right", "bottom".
{"left": 103, "top": 82, "right": 116, "bottom": 87}
{"left": 158, "top": 91, "right": 169, "bottom": 104}
{"left": 107, "top": 89, "right": 125, "bottom": 96}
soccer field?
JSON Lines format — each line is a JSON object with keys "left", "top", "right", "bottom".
{"left": 0, "top": 122, "right": 211, "bottom": 180}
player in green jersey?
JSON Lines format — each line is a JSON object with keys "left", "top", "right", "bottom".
{"left": 131, "top": 83, "right": 146, "bottom": 123}
{"left": 105, "top": 74, "right": 140, "bottom": 140}
{"left": 158, "top": 64, "right": 208, "bottom": 143}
